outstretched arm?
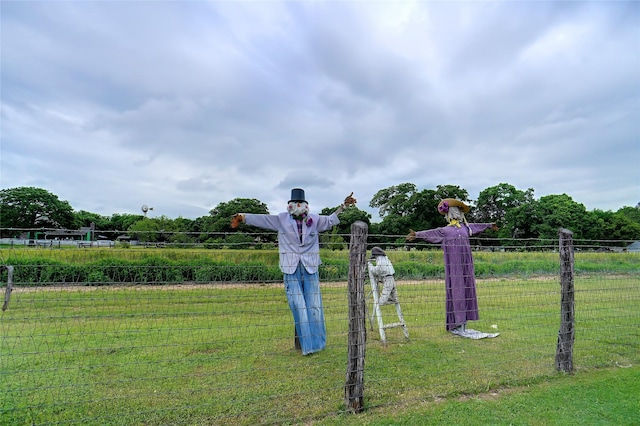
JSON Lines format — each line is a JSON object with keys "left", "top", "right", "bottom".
{"left": 231, "top": 213, "right": 245, "bottom": 229}
{"left": 468, "top": 223, "right": 498, "bottom": 234}
{"left": 334, "top": 192, "right": 357, "bottom": 215}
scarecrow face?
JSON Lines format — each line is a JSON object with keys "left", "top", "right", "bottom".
{"left": 287, "top": 201, "right": 309, "bottom": 216}
{"left": 445, "top": 206, "right": 464, "bottom": 222}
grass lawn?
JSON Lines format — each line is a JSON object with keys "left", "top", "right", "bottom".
{"left": 1, "top": 270, "right": 638, "bottom": 424}
{"left": 321, "top": 365, "right": 640, "bottom": 425}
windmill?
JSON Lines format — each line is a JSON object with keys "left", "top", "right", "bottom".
{"left": 141, "top": 204, "right": 154, "bottom": 218}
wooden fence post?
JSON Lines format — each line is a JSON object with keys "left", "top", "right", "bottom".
{"left": 2, "top": 265, "right": 14, "bottom": 312}
{"left": 345, "top": 221, "right": 368, "bottom": 413}
{"left": 556, "top": 228, "right": 575, "bottom": 373}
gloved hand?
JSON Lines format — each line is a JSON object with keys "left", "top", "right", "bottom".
{"left": 344, "top": 192, "right": 357, "bottom": 206}
{"left": 491, "top": 223, "right": 499, "bottom": 231}
{"left": 406, "top": 230, "right": 416, "bottom": 241}
{"left": 231, "top": 213, "right": 245, "bottom": 229}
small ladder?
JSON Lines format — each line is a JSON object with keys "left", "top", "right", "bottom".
{"left": 366, "top": 264, "right": 409, "bottom": 346}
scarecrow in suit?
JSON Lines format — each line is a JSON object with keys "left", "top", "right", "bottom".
{"left": 232, "top": 188, "right": 356, "bottom": 354}
{"left": 407, "top": 198, "right": 499, "bottom": 339}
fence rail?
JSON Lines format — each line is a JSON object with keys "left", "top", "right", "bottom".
{"left": 1, "top": 230, "right": 639, "bottom": 425}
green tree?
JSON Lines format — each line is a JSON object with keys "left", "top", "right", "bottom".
{"left": 127, "top": 217, "right": 161, "bottom": 243}
{"left": 191, "top": 215, "right": 215, "bottom": 236}
{"left": 319, "top": 227, "right": 346, "bottom": 250}
{"left": 166, "top": 217, "right": 197, "bottom": 245}
{"left": 433, "top": 184, "right": 470, "bottom": 204}
{"left": 369, "top": 183, "right": 470, "bottom": 240}
{"left": 0, "top": 187, "right": 75, "bottom": 237}
{"left": 110, "top": 213, "right": 144, "bottom": 232}
{"left": 475, "top": 183, "right": 535, "bottom": 238}
{"left": 507, "top": 199, "right": 541, "bottom": 240}
{"left": 369, "top": 183, "right": 418, "bottom": 219}
{"left": 209, "top": 198, "right": 270, "bottom": 232}
{"left": 210, "top": 198, "right": 272, "bottom": 246}
{"left": 592, "top": 209, "right": 640, "bottom": 242}
{"left": 413, "top": 185, "right": 471, "bottom": 231}
{"left": 532, "top": 194, "right": 599, "bottom": 240}
{"left": 369, "top": 183, "right": 419, "bottom": 238}
{"left": 616, "top": 205, "right": 640, "bottom": 226}
{"left": 319, "top": 205, "right": 370, "bottom": 237}
{"left": 74, "top": 210, "right": 112, "bottom": 230}
{"left": 172, "top": 217, "right": 195, "bottom": 232}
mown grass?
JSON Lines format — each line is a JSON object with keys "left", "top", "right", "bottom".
{"left": 320, "top": 366, "right": 640, "bottom": 425}
{"left": 2, "top": 268, "right": 638, "bottom": 425}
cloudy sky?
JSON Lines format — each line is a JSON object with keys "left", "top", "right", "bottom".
{"left": 2, "top": 1, "right": 639, "bottom": 222}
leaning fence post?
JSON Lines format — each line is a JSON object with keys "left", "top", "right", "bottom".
{"left": 345, "top": 221, "right": 368, "bottom": 413}
{"left": 556, "top": 228, "right": 575, "bottom": 373}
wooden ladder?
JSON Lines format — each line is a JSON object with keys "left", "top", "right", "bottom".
{"left": 366, "top": 264, "right": 409, "bottom": 346}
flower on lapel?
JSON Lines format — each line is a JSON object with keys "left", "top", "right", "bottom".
{"left": 438, "top": 201, "right": 449, "bottom": 214}
{"left": 305, "top": 216, "right": 313, "bottom": 227}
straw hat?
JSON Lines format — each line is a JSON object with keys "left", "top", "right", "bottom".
{"left": 437, "top": 198, "right": 470, "bottom": 215}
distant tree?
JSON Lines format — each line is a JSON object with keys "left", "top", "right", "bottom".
{"left": 319, "top": 227, "right": 346, "bottom": 250}
{"left": 127, "top": 215, "right": 178, "bottom": 243}
{"left": 0, "top": 187, "right": 75, "bottom": 237}
{"left": 172, "top": 217, "right": 195, "bottom": 233}
{"left": 532, "top": 194, "right": 599, "bottom": 240}
{"left": 370, "top": 183, "right": 470, "bottom": 240}
{"left": 319, "top": 204, "right": 370, "bottom": 237}
{"left": 74, "top": 210, "right": 112, "bottom": 230}
{"left": 474, "top": 183, "right": 534, "bottom": 223}
{"left": 369, "top": 183, "right": 419, "bottom": 238}
{"left": 191, "top": 215, "right": 215, "bottom": 234}
{"left": 209, "top": 198, "right": 272, "bottom": 246}
{"left": 592, "top": 209, "right": 640, "bottom": 242}
{"left": 369, "top": 183, "right": 418, "bottom": 219}
{"left": 507, "top": 199, "right": 541, "bottom": 240}
{"left": 475, "top": 183, "right": 535, "bottom": 238}
{"left": 109, "top": 213, "right": 144, "bottom": 235}
{"left": 209, "top": 198, "right": 269, "bottom": 232}
{"left": 615, "top": 214, "right": 640, "bottom": 241}
{"left": 617, "top": 205, "right": 640, "bottom": 226}
{"left": 127, "top": 217, "right": 161, "bottom": 243}
{"left": 433, "top": 184, "right": 470, "bottom": 204}
{"left": 414, "top": 185, "right": 471, "bottom": 231}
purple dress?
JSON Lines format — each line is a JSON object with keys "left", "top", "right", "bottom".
{"left": 414, "top": 223, "right": 493, "bottom": 331}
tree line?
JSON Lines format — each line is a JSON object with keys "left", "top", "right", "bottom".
{"left": 1, "top": 184, "right": 639, "bottom": 247}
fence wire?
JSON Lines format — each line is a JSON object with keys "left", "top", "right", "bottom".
{"left": 1, "top": 234, "right": 639, "bottom": 425}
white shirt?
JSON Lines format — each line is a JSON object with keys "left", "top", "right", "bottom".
{"left": 370, "top": 255, "right": 395, "bottom": 277}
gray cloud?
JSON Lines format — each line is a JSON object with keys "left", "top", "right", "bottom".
{"left": 1, "top": 1, "right": 638, "bottom": 221}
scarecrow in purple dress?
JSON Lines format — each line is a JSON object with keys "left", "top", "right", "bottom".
{"left": 406, "top": 198, "right": 499, "bottom": 339}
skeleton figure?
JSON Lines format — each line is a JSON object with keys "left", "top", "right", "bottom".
{"left": 368, "top": 247, "right": 398, "bottom": 306}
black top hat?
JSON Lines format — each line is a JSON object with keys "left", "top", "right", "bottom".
{"left": 289, "top": 188, "right": 306, "bottom": 203}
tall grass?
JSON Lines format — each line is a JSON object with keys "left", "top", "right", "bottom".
{"left": 1, "top": 248, "right": 638, "bottom": 285}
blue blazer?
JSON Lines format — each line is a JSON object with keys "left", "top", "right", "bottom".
{"left": 245, "top": 211, "right": 340, "bottom": 274}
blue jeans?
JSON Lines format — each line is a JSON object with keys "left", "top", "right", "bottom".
{"left": 284, "top": 263, "right": 326, "bottom": 355}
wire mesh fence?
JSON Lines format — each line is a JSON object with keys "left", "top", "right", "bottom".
{"left": 1, "top": 230, "right": 639, "bottom": 425}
